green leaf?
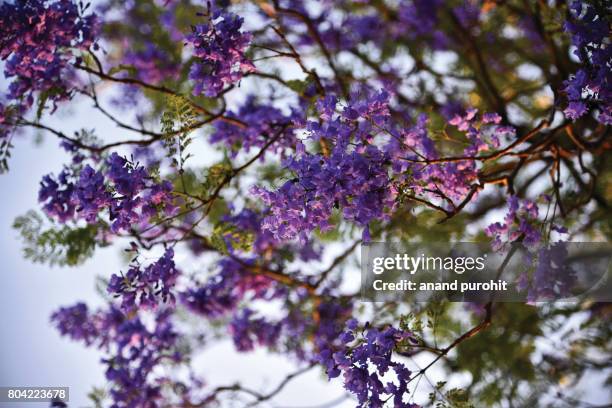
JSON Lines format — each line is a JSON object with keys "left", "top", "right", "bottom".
{"left": 107, "top": 64, "right": 138, "bottom": 77}
{"left": 161, "top": 94, "right": 199, "bottom": 172}
{"left": 13, "top": 210, "right": 100, "bottom": 267}
{"left": 285, "top": 77, "right": 312, "bottom": 95}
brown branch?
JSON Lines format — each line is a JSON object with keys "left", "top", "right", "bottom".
{"left": 274, "top": 5, "right": 348, "bottom": 96}
{"left": 401, "top": 119, "right": 551, "bottom": 165}
{"left": 75, "top": 62, "right": 247, "bottom": 128}
{"left": 314, "top": 239, "right": 361, "bottom": 288}
{"left": 447, "top": 11, "right": 508, "bottom": 121}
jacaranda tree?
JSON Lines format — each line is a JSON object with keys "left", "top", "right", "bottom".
{"left": 1, "top": 0, "right": 610, "bottom": 406}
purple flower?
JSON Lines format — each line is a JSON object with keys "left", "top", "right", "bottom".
{"left": 562, "top": 1, "right": 611, "bottom": 123}
{"left": 181, "top": 258, "right": 281, "bottom": 318}
{"left": 39, "top": 170, "right": 77, "bottom": 222}
{"left": 186, "top": 10, "right": 255, "bottom": 97}
{"left": 485, "top": 195, "right": 544, "bottom": 250}
{"left": 39, "top": 153, "right": 175, "bottom": 231}
{"left": 73, "top": 165, "right": 112, "bottom": 223}
{"left": 50, "top": 303, "right": 98, "bottom": 345}
{"left": 108, "top": 248, "right": 180, "bottom": 312}
{"left": 210, "top": 96, "right": 299, "bottom": 157}
{"left": 0, "top": 0, "right": 98, "bottom": 108}
{"left": 53, "top": 304, "right": 180, "bottom": 407}
{"left": 318, "top": 323, "right": 415, "bottom": 406}
{"left": 229, "top": 308, "right": 281, "bottom": 351}
{"left": 564, "top": 101, "right": 588, "bottom": 119}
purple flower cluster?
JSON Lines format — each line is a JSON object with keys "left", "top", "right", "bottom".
{"left": 104, "top": 310, "right": 179, "bottom": 408}
{"left": 397, "top": 113, "right": 478, "bottom": 204}
{"left": 51, "top": 302, "right": 99, "bottom": 346}
{"left": 39, "top": 169, "right": 79, "bottom": 222}
{"left": 254, "top": 143, "right": 396, "bottom": 242}
{"left": 562, "top": 1, "right": 611, "bottom": 124}
{"left": 448, "top": 109, "right": 509, "bottom": 153}
{"left": 229, "top": 308, "right": 281, "bottom": 352}
{"left": 253, "top": 91, "right": 399, "bottom": 242}
{"left": 518, "top": 243, "right": 576, "bottom": 303}
{"left": 39, "top": 153, "right": 176, "bottom": 232}
{"left": 225, "top": 294, "right": 352, "bottom": 362}
{"left": 210, "top": 96, "right": 299, "bottom": 157}
{"left": 391, "top": 109, "right": 514, "bottom": 206}
{"left": 108, "top": 248, "right": 179, "bottom": 312}
{"left": 73, "top": 165, "right": 113, "bottom": 222}
{"left": 485, "top": 196, "right": 542, "bottom": 250}
{"left": 299, "top": 0, "right": 451, "bottom": 53}
{"left": 312, "top": 300, "right": 355, "bottom": 355}
{"left": 186, "top": 10, "right": 255, "bottom": 97}
{"left": 0, "top": 0, "right": 98, "bottom": 108}
{"left": 53, "top": 305, "right": 179, "bottom": 408}
{"left": 396, "top": 0, "right": 449, "bottom": 49}
{"left": 318, "top": 320, "right": 417, "bottom": 408}
{"left": 121, "top": 43, "right": 181, "bottom": 84}
{"left": 181, "top": 257, "right": 282, "bottom": 318}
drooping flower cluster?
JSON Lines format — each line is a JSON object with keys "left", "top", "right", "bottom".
{"left": 318, "top": 320, "right": 418, "bottom": 408}
{"left": 52, "top": 304, "right": 180, "bottom": 408}
{"left": 0, "top": 0, "right": 98, "bottom": 107}
{"left": 186, "top": 10, "right": 255, "bottom": 97}
{"left": 562, "top": 1, "right": 611, "bottom": 123}
{"left": 39, "top": 152, "right": 176, "bottom": 232}
{"left": 108, "top": 248, "right": 180, "bottom": 312}
{"left": 210, "top": 96, "right": 300, "bottom": 157}
{"left": 485, "top": 195, "right": 542, "bottom": 250}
